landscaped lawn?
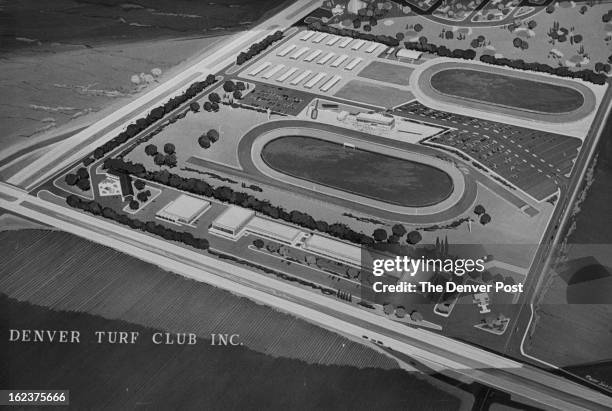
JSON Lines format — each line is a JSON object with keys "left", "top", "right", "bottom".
{"left": 260, "top": 136, "right": 453, "bottom": 207}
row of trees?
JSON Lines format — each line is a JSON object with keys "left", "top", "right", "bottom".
{"left": 82, "top": 75, "right": 218, "bottom": 165}
{"left": 403, "top": 39, "right": 476, "bottom": 60}
{"left": 372, "top": 225, "right": 422, "bottom": 245}
{"left": 401, "top": 34, "right": 607, "bottom": 85}
{"left": 236, "top": 30, "right": 284, "bottom": 65}
{"left": 103, "top": 157, "right": 378, "bottom": 246}
{"left": 308, "top": 21, "right": 400, "bottom": 48}
{"left": 66, "top": 195, "right": 210, "bottom": 250}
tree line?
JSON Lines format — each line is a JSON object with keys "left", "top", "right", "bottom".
{"left": 66, "top": 195, "right": 210, "bottom": 250}
{"left": 236, "top": 30, "right": 284, "bottom": 65}
{"left": 82, "top": 74, "right": 218, "bottom": 165}
{"left": 307, "top": 21, "right": 400, "bottom": 48}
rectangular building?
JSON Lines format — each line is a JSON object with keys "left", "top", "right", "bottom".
{"left": 338, "top": 37, "right": 352, "bottom": 48}
{"left": 304, "top": 72, "right": 327, "bottom": 89}
{"left": 320, "top": 75, "right": 342, "bottom": 92}
{"left": 248, "top": 62, "right": 271, "bottom": 76}
{"left": 326, "top": 36, "right": 339, "bottom": 46}
{"left": 344, "top": 57, "right": 363, "bottom": 71}
{"left": 300, "top": 30, "right": 315, "bottom": 41}
{"left": 317, "top": 52, "right": 335, "bottom": 65}
{"left": 312, "top": 32, "right": 328, "bottom": 43}
{"left": 209, "top": 206, "right": 255, "bottom": 239}
{"left": 276, "top": 67, "right": 298, "bottom": 82}
{"left": 156, "top": 194, "right": 211, "bottom": 226}
{"left": 365, "top": 43, "right": 380, "bottom": 53}
{"left": 277, "top": 44, "right": 296, "bottom": 57}
{"left": 290, "top": 46, "right": 310, "bottom": 60}
{"left": 304, "top": 49, "right": 322, "bottom": 62}
{"left": 351, "top": 39, "right": 366, "bottom": 50}
{"left": 330, "top": 54, "right": 348, "bottom": 68}
{"left": 262, "top": 64, "right": 285, "bottom": 79}
{"left": 290, "top": 69, "right": 312, "bottom": 85}
{"left": 303, "top": 234, "right": 362, "bottom": 267}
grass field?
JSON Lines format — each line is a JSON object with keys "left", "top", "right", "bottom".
{"left": 0, "top": 229, "right": 398, "bottom": 369}
{"left": 1, "top": 294, "right": 460, "bottom": 410}
{"left": 260, "top": 136, "right": 453, "bottom": 207}
{"left": 357, "top": 61, "right": 414, "bottom": 86}
{"left": 429, "top": 68, "right": 585, "bottom": 113}
{"left": 333, "top": 79, "right": 414, "bottom": 108}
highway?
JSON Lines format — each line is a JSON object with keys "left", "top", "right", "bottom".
{"left": 1, "top": 182, "right": 611, "bottom": 411}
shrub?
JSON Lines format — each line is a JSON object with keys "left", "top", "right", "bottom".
{"left": 145, "top": 144, "right": 158, "bottom": 156}
{"left": 391, "top": 224, "right": 407, "bottom": 237}
{"left": 373, "top": 228, "right": 388, "bottom": 242}
{"left": 76, "top": 178, "right": 91, "bottom": 191}
{"left": 207, "top": 129, "right": 220, "bottom": 143}
{"left": 189, "top": 102, "right": 200, "bottom": 112}
{"left": 406, "top": 230, "right": 422, "bottom": 245}
{"left": 253, "top": 239, "right": 265, "bottom": 249}
{"left": 129, "top": 200, "right": 140, "bottom": 210}
{"left": 134, "top": 179, "right": 146, "bottom": 191}
{"left": 163, "top": 143, "right": 175, "bottom": 155}
{"left": 474, "top": 204, "right": 485, "bottom": 215}
{"left": 65, "top": 174, "right": 78, "bottom": 186}
{"left": 198, "top": 135, "right": 211, "bottom": 149}
{"left": 480, "top": 213, "right": 492, "bottom": 225}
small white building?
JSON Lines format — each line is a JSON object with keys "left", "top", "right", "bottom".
{"left": 396, "top": 48, "right": 422, "bottom": 60}
{"left": 156, "top": 194, "right": 211, "bottom": 225}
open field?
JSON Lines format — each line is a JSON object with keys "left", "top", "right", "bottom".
{"left": 357, "top": 61, "right": 414, "bottom": 86}
{"left": 1, "top": 294, "right": 460, "bottom": 410}
{"left": 334, "top": 79, "right": 415, "bottom": 107}
{"left": 0, "top": 229, "right": 399, "bottom": 369}
{"left": 260, "top": 135, "right": 454, "bottom": 207}
{"left": 429, "top": 68, "right": 585, "bottom": 114}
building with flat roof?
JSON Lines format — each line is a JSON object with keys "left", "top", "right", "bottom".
{"left": 156, "top": 194, "right": 210, "bottom": 225}
{"left": 209, "top": 206, "right": 256, "bottom": 238}
{"left": 247, "top": 217, "right": 303, "bottom": 245}
{"left": 397, "top": 48, "right": 422, "bottom": 60}
{"left": 303, "top": 234, "right": 362, "bottom": 267}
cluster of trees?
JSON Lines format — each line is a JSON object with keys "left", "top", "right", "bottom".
{"left": 308, "top": 21, "right": 400, "bottom": 47}
{"left": 103, "top": 158, "right": 377, "bottom": 246}
{"left": 198, "top": 129, "right": 219, "bottom": 149}
{"left": 403, "top": 39, "right": 476, "bottom": 60}
{"left": 66, "top": 195, "right": 210, "bottom": 250}
{"left": 473, "top": 204, "right": 491, "bottom": 225}
{"left": 82, "top": 75, "right": 217, "bottom": 165}
{"left": 145, "top": 143, "right": 177, "bottom": 168}
{"left": 512, "top": 37, "right": 529, "bottom": 50}
{"left": 372, "top": 225, "right": 422, "bottom": 245}
{"left": 479, "top": 54, "right": 607, "bottom": 85}
{"left": 65, "top": 167, "right": 91, "bottom": 191}
{"left": 133, "top": 179, "right": 152, "bottom": 206}
{"left": 223, "top": 80, "right": 247, "bottom": 101}
{"left": 236, "top": 30, "right": 283, "bottom": 65}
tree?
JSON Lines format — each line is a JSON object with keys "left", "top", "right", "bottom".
{"left": 134, "top": 179, "right": 146, "bottom": 191}
{"left": 190, "top": 102, "right": 200, "bottom": 112}
{"left": 65, "top": 173, "right": 78, "bottom": 186}
{"left": 512, "top": 37, "right": 522, "bottom": 48}
{"left": 527, "top": 20, "right": 537, "bottom": 29}
{"left": 129, "top": 200, "right": 140, "bottom": 210}
{"left": 223, "top": 81, "right": 235, "bottom": 93}
{"left": 211, "top": 102, "right": 220, "bottom": 112}
{"left": 145, "top": 144, "right": 158, "bottom": 156}
{"left": 391, "top": 224, "right": 407, "bottom": 237}
{"left": 165, "top": 154, "right": 178, "bottom": 168}
{"left": 137, "top": 191, "right": 149, "bottom": 202}
{"left": 414, "top": 23, "right": 423, "bottom": 32}
{"left": 208, "top": 92, "right": 221, "bottom": 104}
{"left": 395, "top": 306, "right": 406, "bottom": 318}
{"left": 480, "top": 213, "right": 491, "bottom": 225}
{"left": 198, "top": 135, "right": 211, "bottom": 149}
{"left": 76, "top": 178, "right": 90, "bottom": 191}
{"left": 232, "top": 90, "right": 243, "bottom": 100}
{"left": 207, "top": 129, "right": 220, "bottom": 142}
{"left": 163, "top": 143, "right": 175, "bottom": 155}
{"left": 154, "top": 153, "right": 165, "bottom": 166}
{"left": 407, "top": 230, "right": 422, "bottom": 245}
{"left": 383, "top": 303, "right": 394, "bottom": 315}
{"left": 410, "top": 310, "right": 423, "bottom": 322}
{"left": 253, "top": 239, "right": 264, "bottom": 249}
{"left": 396, "top": 32, "right": 405, "bottom": 41}
{"left": 474, "top": 204, "right": 485, "bottom": 215}
{"left": 373, "top": 228, "right": 388, "bottom": 242}
{"left": 236, "top": 81, "right": 246, "bottom": 91}
{"left": 203, "top": 101, "right": 213, "bottom": 112}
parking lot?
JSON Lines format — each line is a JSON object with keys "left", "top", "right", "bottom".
{"left": 395, "top": 101, "right": 582, "bottom": 201}
{"left": 238, "top": 29, "right": 404, "bottom": 97}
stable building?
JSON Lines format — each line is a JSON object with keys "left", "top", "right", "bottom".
{"left": 156, "top": 194, "right": 211, "bottom": 226}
